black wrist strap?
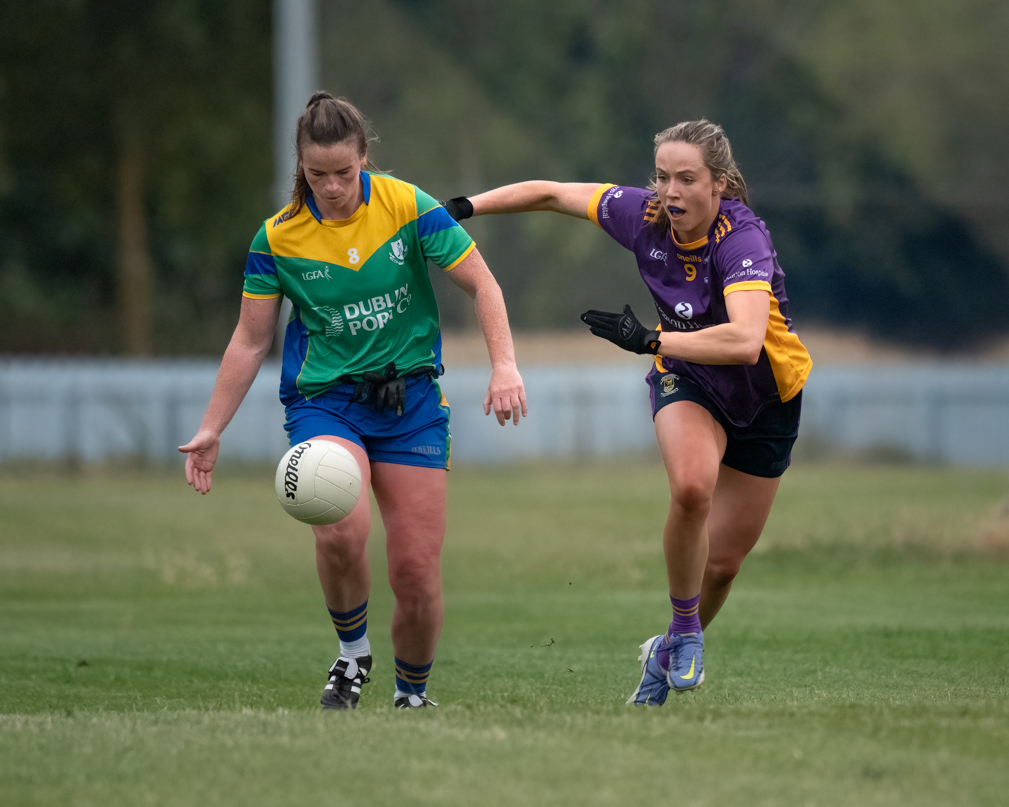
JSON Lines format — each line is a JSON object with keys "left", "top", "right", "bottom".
{"left": 442, "top": 196, "right": 474, "bottom": 221}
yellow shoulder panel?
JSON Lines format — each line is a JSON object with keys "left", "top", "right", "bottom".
{"left": 369, "top": 173, "right": 420, "bottom": 219}
{"left": 265, "top": 178, "right": 420, "bottom": 271}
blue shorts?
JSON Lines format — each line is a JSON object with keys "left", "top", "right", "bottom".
{"left": 648, "top": 369, "right": 801, "bottom": 479}
{"left": 284, "top": 375, "right": 451, "bottom": 469}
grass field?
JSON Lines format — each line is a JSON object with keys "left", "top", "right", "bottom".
{"left": 2, "top": 459, "right": 1008, "bottom": 806}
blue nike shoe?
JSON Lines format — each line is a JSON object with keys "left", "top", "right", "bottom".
{"left": 666, "top": 631, "right": 704, "bottom": 691}
{"left": 626, "top": 634, "right": 671, "bottom": 706}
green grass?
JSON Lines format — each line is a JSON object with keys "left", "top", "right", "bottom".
{"left": 2, "top": 460, "right": 1008, "bottom": 806}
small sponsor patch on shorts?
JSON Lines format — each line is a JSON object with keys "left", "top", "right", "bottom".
{"left": 411, "top": 445, "right": 443, "bottom": 456}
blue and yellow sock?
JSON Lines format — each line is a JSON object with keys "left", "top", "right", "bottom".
{"left": 394, "top": 657, "right": 433, "bottom": 696}
{"left": 668, "top": 593, "right": 702, "bottom": 636}
{"left": 328, "top": 600, "right": 370, "bottom": 658}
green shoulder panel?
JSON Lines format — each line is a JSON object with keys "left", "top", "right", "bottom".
{"left": 250, "top": 222, "right": 272, "bottom": 254}
{"left": 414, "top": 186, "right": 441, "bottom": 216}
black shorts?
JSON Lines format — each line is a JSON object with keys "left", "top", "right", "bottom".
{"left": 647, "top": 370, "right": 802, "bottom": 479}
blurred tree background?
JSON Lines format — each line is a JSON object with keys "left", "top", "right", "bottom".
{"left": 1, "top": 0, "right": 1007, "bottom": 355}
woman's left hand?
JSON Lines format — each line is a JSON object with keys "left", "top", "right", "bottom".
{"left": 483, "top": 364, "right": 528, "bottom": 426}
{"left": 581, "top": 304, "right": 662, "bottom": 355}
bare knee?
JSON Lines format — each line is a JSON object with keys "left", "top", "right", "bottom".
{"left": 705, "top": 555, "right": 742, "bottom": 588}
{"left": 388, "top": 552, "right": 441, "bottom": 606}
{"left": 314, "top": 521, "right": 368, "bottom": 565}
{"left": 670, "top": 478, "right": 715, "bottom": 520}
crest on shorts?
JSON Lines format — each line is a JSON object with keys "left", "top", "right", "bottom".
{"left": 660, "top": 374, "right": 679, "bottom": 397}
{"left": 390, "top": 238, "right": 407, "bottom": 265}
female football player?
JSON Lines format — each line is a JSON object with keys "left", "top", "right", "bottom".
{"left": 180, "top": 93, "right": 527, "bottom": 710}
{"left": 443, "top": 120, "right": 810, "bottom": 704}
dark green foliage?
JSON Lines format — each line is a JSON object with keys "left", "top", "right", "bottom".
{"left": 0, "top": 1, "right": 273, "bottom": 353}
{"left": 718, "top": 48, "right": 1009, "bottom": 345}
{"left": 1, "top": 1, "right": 1006, "bottom": 352}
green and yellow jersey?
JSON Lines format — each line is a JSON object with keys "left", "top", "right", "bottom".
{"left": 243, "top": 172, "right": 474, "bottom": 403}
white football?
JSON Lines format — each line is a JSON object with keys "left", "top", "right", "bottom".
{"left": 275, "top": 440, "right": 362, "bottom": 525}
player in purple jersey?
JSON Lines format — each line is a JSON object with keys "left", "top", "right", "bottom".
{"left": 444, "top": 120, "right": 811, "bottom": 704}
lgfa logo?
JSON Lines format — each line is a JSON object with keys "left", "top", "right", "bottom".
{"left": 302, "top": 266, "right": 332, "bottom": 281}
{"left": 389, "top": 239, "right": 407, "bottom": 265}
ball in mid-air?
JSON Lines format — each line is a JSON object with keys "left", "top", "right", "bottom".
{"left": 275, "top": 440, "right": 362, "bottom": 525}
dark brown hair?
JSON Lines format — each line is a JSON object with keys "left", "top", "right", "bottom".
{"left": 290, "top": 93, "right": 381, "bottom": 215}
{"left": 648, "top": 119, "right": 747, "bottom": 232}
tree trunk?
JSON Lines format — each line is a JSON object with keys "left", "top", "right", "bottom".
{"left": 116, "top": 138, "right": 154, "bottom": 356}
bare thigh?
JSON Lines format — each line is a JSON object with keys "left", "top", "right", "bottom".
{"left": 370, "top": 462, "right": 447, "bottom": 591}
{"left": 706, "top": 464, "right": 781, "bottom": 576}
{"left": 654, "top": 401, "right": 726, "bottom": 499}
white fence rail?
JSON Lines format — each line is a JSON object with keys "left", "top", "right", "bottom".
{"left": 1, "top": 359, "right": 1008, "bottom": 466}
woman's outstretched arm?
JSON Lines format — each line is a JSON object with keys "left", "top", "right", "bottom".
{"left": 467, "top": 181, "right": 603, "bottom": 219}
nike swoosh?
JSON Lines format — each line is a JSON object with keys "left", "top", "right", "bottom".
{"left": 679, "top": 656, "right": 696, "bottom": 680}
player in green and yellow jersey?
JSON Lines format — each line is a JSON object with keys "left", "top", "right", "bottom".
{"left": 180, "top": 93, "right": 527, "bottom": 710}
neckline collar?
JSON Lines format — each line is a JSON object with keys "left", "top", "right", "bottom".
{"left": 306, "top": 172, "right": 372, "bottom": 224}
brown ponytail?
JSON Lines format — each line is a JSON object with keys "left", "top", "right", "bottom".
{"left": 648, "top": 119, "right": 748, "bottom": 232}
{"left": 290, "top": 93, "right": 382, "bottom": 215}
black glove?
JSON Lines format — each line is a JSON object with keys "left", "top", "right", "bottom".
{"left": 440, "top": 196, "right": 474, "bottom": 222}
{"left": 580, "top": 305, "right": 662, "bottom": 355}
{"left": 353, "top": 362, "right": 406, "bottom": 416}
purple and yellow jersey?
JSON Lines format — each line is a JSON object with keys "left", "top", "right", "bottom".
{"left": 242, "top": 172, "right": 474, "bottom": 403}
{"left": 588, "top": 184, "right": 811, "bottom": 426}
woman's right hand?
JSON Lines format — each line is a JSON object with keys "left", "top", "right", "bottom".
{"left": 179, "top": 429, "right": 221, "bottom": 495}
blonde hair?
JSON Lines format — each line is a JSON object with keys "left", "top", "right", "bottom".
{"left": 290, "top": 93, "right": 382, "bottom": 216}
{"left": 648, "top": 119, "right": 747, "bottom": 232}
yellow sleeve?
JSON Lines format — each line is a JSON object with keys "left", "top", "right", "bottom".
{"left": 586, "top": 184, "right": 615, "bottom": 227}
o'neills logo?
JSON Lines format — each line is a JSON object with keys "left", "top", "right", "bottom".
{"left": 284, "top": 442, "right": 312, "bottom": 499}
